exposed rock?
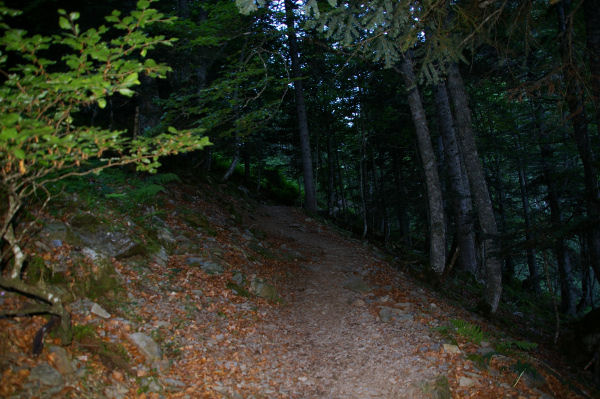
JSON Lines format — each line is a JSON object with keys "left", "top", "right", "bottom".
{"left": 343, "top": 276, "right": 371, "bottom": 293}
{"left": 477, "top": 345, "right": 495, "bottom": 356}
{"left": 459, "top": 376, "right": 476, "bottom": 387}
{"left": 81, "top": 247, "right": 100, "bottom": 260}
{"left": 378, "top": 306, "right": 414, "bottom": 323}
{"left": 127, "top": 333, "right": 161, "bottom": 364}
{"left": 156, "top": 226, "right": 176, "bottom": 250}
{"left": 140, "top": 376, "right": 161, "bottom": 392}
{"left": 48, "top": 345, "right": 75, "bottom": 375}
{"left": 27, "top": 363, "right": 64, "bottom": 392}
{"left": 249, "top": 278, "right": 278, "bottom": 300}
{"left": 232, "top": 270, "right": 245, "bottom": 285}
{"left": 104, "top": 383, "right": 129, "bottom": 399}
{"left": 395, "top": 302, "right": 413, "bottom": 310}
{"left": 351, "top": 298, "right": 366, "bottom": 307}
{"left": 202, "top": 261, "right": 224, "bottom": 275}
{"left": 186, "top": 257, "right": 224, "bottom": 275}
{"left": 69, "top": 214, "right": 155, "bottom": 260}
{"left": 162, "top": 377, "right": 187, "bottom": 392}
{"left": 379, "top": 295, "right": 391, "bottom": 303}
{"left": 153, "top": 246, "right": 169, "bottom": 267}
{"left": 410, "top": 375, "right": 452, "bottom": 399}
{"left": 443, "top": 344, "right": 461, "bottom": 354}
{"left": 379, "top": 307, "right": 394, "bottom": 323}
{"left": 91, "top": 302, "right": 111, "bottom": 319}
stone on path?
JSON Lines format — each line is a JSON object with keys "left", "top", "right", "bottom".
{"left": 410, "top": 375, "right": 452, "bottom": 399}
{"left": 250, "top": 277, "right": 278, "bottom": 300}
{"left": 48, "top": 345, "right": 75, "bottom": 375}
{"left": 443, "top": 344, "right": 461, "bottom": 354}
{"left": 343, "top": 276, "right": 371, "bottom": 293}
{"left": 91, "top": 302, "right": 111, "bottom": 319}
{"left": 186, "top": 257, "right": 224, "bottom": 275}
{"left": 27, "top": 363, "right": 65, "bottom": 396}
{"left": 127, "top": 332, "right": 161, "bottom": 364}
{"left": 459, "top": 376, "right": 476, "bottom": 387}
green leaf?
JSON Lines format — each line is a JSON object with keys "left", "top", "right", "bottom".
{"left": 13, "top": 148, "right": 25, "bottom": 159}
{"left": 97, "top": 98, "right": 107, "bottom": 109}
{"left": 69, "top": 12, "right": 80, "bottom": 21}
{"left": 137, "top": 0, "right": 150, "bottom": 9}
{"left": 58, "top": 16, "right": 70, "bottom": 30}
{"left": 167, "top": 126, "right": 177, "bottom": 133}
{"left": 124, "top": 72, "right": 139, "bottom": 85}
{"left": 140, "top": 48, "right": 147, "bottom": 57}
{"left": 0, "top": 127, "right": 18, "bottom": 139}
{"left": 118, "top": 88, "right": 135, "bottom": 97}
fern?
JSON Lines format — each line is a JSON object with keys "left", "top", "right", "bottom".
{"left": 450, "top": 319, "right": 486, "bottom": 344}
{"left": 496, "top": 339, "right": 538, "bottom": 354}
{"left": 146, "top": 172, "right": 181, "bottom": 185}
{"left": 131, "top": 183, "right": 166, "bottom": 205}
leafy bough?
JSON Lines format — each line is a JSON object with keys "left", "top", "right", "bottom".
{"left": 0, "top": 0, "right": 210, "bottom": 349}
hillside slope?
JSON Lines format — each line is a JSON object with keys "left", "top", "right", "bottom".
{"left": 0, "top": 179, "right": 593, "bottom": 398}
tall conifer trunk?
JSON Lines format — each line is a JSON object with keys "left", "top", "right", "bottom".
{"left": 516, "top": 153, "right": 540, "bottom": 293}
{"left": 446, "top": 63, "right": 502, "bottom": 313}
{"left": 561, "top": 0, "right": 600, "bottom": 286}
{"left": 400, "top": 54, "right": 446, "bottom": 276}
{"left": 435, "top": 83, "right": 477, "bottom": 275}
{"left": 284, "top": 0, "right": 317, "bottom": 213}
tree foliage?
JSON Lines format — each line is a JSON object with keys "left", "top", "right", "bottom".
{"left": 0, "top": 0, "right": 210, "bottom": 346}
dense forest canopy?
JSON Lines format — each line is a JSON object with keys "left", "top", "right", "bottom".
{"left": 2, "top": 0, "right": 600, "bottom": 385}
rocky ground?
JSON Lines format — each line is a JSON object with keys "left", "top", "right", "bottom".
{"left": 0, "top": 181, "right": 594, "bottom": 398}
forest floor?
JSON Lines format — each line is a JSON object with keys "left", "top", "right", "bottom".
{"left": 0, "top": 180, "right": 595, "bottom": 398}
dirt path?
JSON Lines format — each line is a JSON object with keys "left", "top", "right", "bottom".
{"left": 245, "top": 205, "right": 446, "bottom": 398}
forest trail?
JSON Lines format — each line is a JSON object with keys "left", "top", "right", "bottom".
{"left": 2, "top": 188, "right": 579, "bottom": 399}
{"left": 246, "top": 205, "right": 446, "bottom": 398}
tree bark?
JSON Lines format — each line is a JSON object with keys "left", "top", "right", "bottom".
{"left": 493, "top": 160, "right": 514, "bottom": 282}
{"left": 584, "top": 0, "right": 600, "bottom": 137}
{"left": 559, "top": 0, "right": 600, "bottom": 288}
{"left": 392, "top": 153, "right": 411, "bottom": 245}
{"left": 517, "top": 157, "right": 540, "bottom": 293}
{"left": 434, "top": 83, "right": 477, "bottom": 275}
{"left": 136, "top": 74, "right": 161, "bottom": 136}
{"left": 540, "top": 141, "right": 577, "bottom": 315}
{"left": 327, "top": 133, "right": 336, "bottom": 216}
{"left": 284, "top": 0, "right": 317, "bottom": 213}
{"left": 400, "top": 54, "right": 446, "bottom": 276}
{"left": 446, "top": 63, "right": 503, "bottom": 313}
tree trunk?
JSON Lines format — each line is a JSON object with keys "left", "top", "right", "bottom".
{"left": 335, "top": 146, "right": 347, "bottom": 215}
{"left": 284, "top": 0, "right": 317, "bottom": 213}
{"left": 359, "top": 129, "right": 368, "bottom": 238}
{"left": 584, "top": 0, "right": 600, "bottom": 137}
{"left": 243, "top": 144, "right": 251, "bottom": 182}
{"left": 578, "top": 234, "right": 594, "bottom": 312}
{"left": 359, "top": 158, "right": 368, "bottom": 238}
{"left": 446, "top": 63, "right": 503, "bottom": 313}
{"left": 137, "top": 74, "right": 161, "bottom": 136}
{"left": 221, "top": 142, "right": 240, "bottom": 182}
{"left": 327, "top": 133, "right": 336, "bottom": 216}
{"left": 392, "top": 153, "right": 411, "bottom": 245}
{"left": 540, "top": 142, "right": 577, "bottom": 315}
{"left": 559, "top": 0, "right": 600, "bottom": 288}
{"left": 517, "top": 157, "right": 540, "bottom": 293}
{"left": 493, "top": 160, "right": 514, "bottom": 282}
{"left": 400, "top": 54, "right": 446, "bottom": 276}
{"left": 434, "top": 83, "right": 477, "bottom": 275}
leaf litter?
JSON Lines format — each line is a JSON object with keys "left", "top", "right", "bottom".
{"left": 0, "top": 181, "right": 594, "bottom": 398}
